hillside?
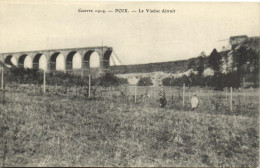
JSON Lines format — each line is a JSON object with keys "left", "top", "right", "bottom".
{"left": 111, "top": 36, "right": 259, "bottom": 87}
{"left": 111, "top": 36, "right": 260, "bottom": 75}
{"left": 110, "top": 59, "right": 192, "bottom": 74}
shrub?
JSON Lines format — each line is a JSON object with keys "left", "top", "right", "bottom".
{"left": 172, "top": 75, "right": 191, "bottom": 87}
{"left": 95, "top": 73, "right": 128, "bottom": 87}
{"left": 162, "top": 77, "right": 174, "bottom": 86}
{"left": 137, "top": 77, "right": 153, "bottom": 86}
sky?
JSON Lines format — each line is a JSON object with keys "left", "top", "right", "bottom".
{"left": 0, "top": 1, "right": 259, "bottom": 68}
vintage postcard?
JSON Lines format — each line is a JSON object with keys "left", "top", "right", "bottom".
{"left": 0, "top": 0, "right": 259, "bottom": 167}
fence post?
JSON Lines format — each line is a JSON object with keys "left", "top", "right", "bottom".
{"left": 1, "top": 67, "right": 4, "bottom": 91}
{"left": 225, "top": 87, "right": 228, "bottom": 100}
{"left": 243, "top": 88, "right": 245, "bottom": 103}
{"left": 134, "top": 84, "right": 137, "bottom": 103}
{"left": 43, "top": 70, "right": 46, "bottom": 94}
{"left": 81, "top": 69, "right": 84, "bottom": 79}
{"left": 243, "top": 77, "right": 245, "bottom": 88}
{"left": 230, "top": 87, "right": 233, "bottom": 112}
{"left": 207, "top": 89, "right": 210, "bottom": 102}
{"left": 1, "top": 67, "right": 3, "bottom": 90}
{"left": 188, "top": 89, "right": 190, "bottom": 102}
{"left": 88, "top": 75, "right": 91, "bottom": 98}
{"left": 183, "top": 83, "right": 185, "bottom": 107}
{"left": 153, "top": 86, "right": 155, "bottom": 99}
{"left": 172, "top": 85, "right": 174, "bottom": 104}
{"left": 1, "top": 67, "right": 5, "bottom": 104}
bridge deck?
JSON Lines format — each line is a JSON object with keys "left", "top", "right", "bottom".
{"left": 0, "top": 46, "right": 112, "bottom": 55}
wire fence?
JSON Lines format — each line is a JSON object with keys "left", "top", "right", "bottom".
{"left": 1, "top": 82, "right": 259, "bottom": 113}
{"left": 0, "top": 67, "right": 259, "bottom": 117}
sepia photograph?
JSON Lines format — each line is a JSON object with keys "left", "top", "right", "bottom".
{"left": 0, "top": 0, "right": 259, "bottom": 167}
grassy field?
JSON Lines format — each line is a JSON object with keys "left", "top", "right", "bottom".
{"left": 0, "top": 87, "right": 259, "bottom": 167}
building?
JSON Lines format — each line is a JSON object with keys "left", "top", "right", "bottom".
{"left": 229, "top": 35, "right": 248, "bottom": 46}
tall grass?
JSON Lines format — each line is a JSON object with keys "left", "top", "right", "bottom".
{"left": 0, "top": 88, "right": 259, "bottom": 167}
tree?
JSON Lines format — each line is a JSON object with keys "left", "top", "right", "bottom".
{"left": 208, "top": 49, "right": 222, "bottom": 72}
{"left": 189, "top": 72, "right": 200, "bottom": 86}
{"left": 188, "top": 59, "right": 196, "bottom": 70}
{"left": 197, "top": 52, "right": 207, "bottom": 76}
{"left": 232, "top": 46, "right": 258, "bottom": 86}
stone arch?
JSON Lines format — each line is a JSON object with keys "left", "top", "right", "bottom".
{"left": 50, "top": 52, "right": 60, "bottom": 70}
{"left": 89, "top": 52, "right": 100, "bottom": 68}
{"left": 72, "top": 53, "right": 82, "bottom": 69}
{"left": 66, "top": 51, "right": 82, "bottom": 70}
{"left": 39, "top": 55, "right": 48, "bottom": 70}
{"left": 33, "top": 53, "right": 47, "bottom": 70}
{"left": 33, "top": 53, "right": 42, "bottom": 69}
{"left": 5, "top": 55, "right": 17, "bottom": 67}
{"left": 24, "top": 56, "right": 33, "bottom": 69}
{"left": 18, "top": 54, "right": 28, "bottom": 68}
{"left": 82, "top": 50, "right": 95, "bottom": 69}
{"left": 103, "top": 49, "right": 112, "bottom": 70}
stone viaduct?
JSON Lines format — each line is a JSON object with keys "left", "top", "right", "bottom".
{"left": 0, "top": 46, "right": 113, "bottom": 76}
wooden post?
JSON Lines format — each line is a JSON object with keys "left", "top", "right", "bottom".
{"left": 230, "top": 87, "right": 233, "bottom": 112}
{"left": 43, "top": 70, "right": 46, "bottom": 94}
{"left": 243, "top": 89, "right": 245, "bottom": 103}
{"left": 225, "top": 87, "right": 228, "bottom": 101}
{"left": 183, "top": 83, "right": 185, "bottom": 107}
{"left": 1, "top": 67, "right": 4, "bottom": 104}
{"left": 134, "top": 84, "right": 137, "bottom": 103}
{"left": 81, "top": 69, "right": 84, "bottom": 78}
{"left": 171, "top": 82, "right": 173, "bottom": 104}
{"left": 243, "top": 77, "right": 245, "bottom": 88}
{"left": 207, "top": 90, "right": 210, "bottom": 102}
{"left": 188, "top": 89, "right": 190, "bottom": 102}
{"left": 88, "top": 75, "right": 91, "bottom": 98}
{"left": 151, "top": 86, "right": 154, "bottom": 99}
{"left": 1, "top": 67, "right": 3, "bottom": 90}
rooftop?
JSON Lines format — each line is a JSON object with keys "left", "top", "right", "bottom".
{"left": 230, "top": 35, "right": 248, "bottom": 40}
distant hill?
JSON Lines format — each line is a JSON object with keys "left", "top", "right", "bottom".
{"left": 111, "top": 36, "right": 260, "bottom": 75}
{"left": 110, "top": 59, "right": 190, "bottom": 74}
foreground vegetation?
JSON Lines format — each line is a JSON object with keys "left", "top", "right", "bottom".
{"left": 4, "top": 68, "right": 128, "bottom": 87}
{"left": 0, "top": 87, "right": 258, "bottom": 167}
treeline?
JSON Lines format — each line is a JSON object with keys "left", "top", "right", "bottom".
{"left": 3, "top": 67, "right": 128, "bottom": 87}
{"left": 162, "top": 45, "right": 259, "bottom": 90}
{"left": 162, "top": 71, "right": 247, "bottom": 90}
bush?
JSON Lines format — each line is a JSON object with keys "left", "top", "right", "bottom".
{"left": 5, "top": 68, "right": 128, "bottom": 87}
{"left": 95, "top": 73, "right": 128, "bottom": 87}
{"left": 177, "top": 75, "right": 191, "bottom": 87}
{"left": 162, "top": 73, "right": 202, "bottom": 87}
{"left": 202, "top": 71, "right": 240, "bottom": 90}
{"left": 137, "top": 77, "right": 153, "bottom": 86}
{"left": 161, "top": 71, "right": 241, "bottom": 90}
{"left": 162, "top": 77, "right": 174, "bottom": 86}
